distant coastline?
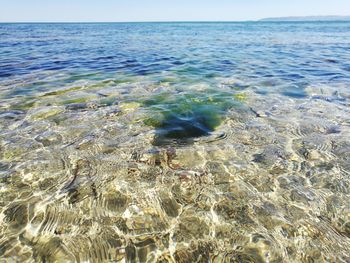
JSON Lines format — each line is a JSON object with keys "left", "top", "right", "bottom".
{"left": 260, "top": 16, "right": 350, "bottom": 21}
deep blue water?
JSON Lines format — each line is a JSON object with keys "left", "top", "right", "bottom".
{"left": 1, "top": 22, "right": 350, "bottom": 88}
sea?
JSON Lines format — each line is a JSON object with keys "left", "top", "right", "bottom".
{"left": 0, "top": 22, "right": 350, "bottom": 262}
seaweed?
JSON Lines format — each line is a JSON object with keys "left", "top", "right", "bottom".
{"left": 142, "top": 90, "right": 243, "bottom": 145}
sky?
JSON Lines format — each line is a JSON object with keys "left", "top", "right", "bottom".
{"left": 0, "top": 0, "right": 349, "bottom": 22}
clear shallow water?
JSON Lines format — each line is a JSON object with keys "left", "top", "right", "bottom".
{"left": 0, "top": 22, "right": 350, "bottom": 262}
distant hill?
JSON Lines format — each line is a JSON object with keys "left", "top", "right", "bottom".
{"left": 260, "top": 16, "right": 350, "bottom": 22}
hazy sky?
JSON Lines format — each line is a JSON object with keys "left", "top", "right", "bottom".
{"left": 0, "top": 0, "right": 349, "bottom": 22}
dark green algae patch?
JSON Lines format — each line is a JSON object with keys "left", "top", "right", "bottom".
{"left": 142, "top": 90, "right": 246, "bottom": 146}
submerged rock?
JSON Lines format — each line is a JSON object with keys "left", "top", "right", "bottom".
{"left": 252, "top": 145, "right": 288, "bottom": 167}
{"left": 65, "top": 103, "right": 88, "bottom": 110}
{"left": 4, "top": 203, "right": 28, "bottom": 230}
{"left": 35, "top": 131, "right": 63, "bottom": 146}
{"left": 281, "top": 84, "right": 308, "bottom": 98}
{"left": 119, "top": 102, "right": 141, "bottom": 112}
{"left": 0, "top": 110, "right": 25, "bottom": 120}
{"left": 305, "top": 85, "right": 349, "bottom": 102}
{"left": 27, "top": 106, "right": 65, "bottom": 121}
{"left": 142, "top": 90, "right": 244, "bottom": 145}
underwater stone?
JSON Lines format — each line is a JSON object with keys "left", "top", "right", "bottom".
{"left": 281, "top": 84, "right": 307, "bottom": 98}
{"left": 32, "top": 236, "right": 75, "bottom": 262}
{"left": 104, "top": 189, "right": 130, "bottom": 212}
{"left": 277, "top": 175, "right": 306, "bottom": 190}
{"left": 214, "top": 199, "right": 254, "bottom": 224}
{"left": 0, "top": 110, "right": 24, "bottom": 120}
{"left": 173, "top": 241, "right": 214, "bottom": 263}
{"left": 290, "top": 189, "right": 315, "bottom": 204}
{"left": 35, "top": 131, "right": 63, "bottom": 146}
{"left": 326, "top": 125, "right": 341, "bottom": 134}
{"left": 252, "top": 145, "right": 288, "bottom": 167}
{"left": 306, "top": 149, "right": 321, "bottom": 160}
{"left": 119, "top": 102, "right": 141, "bottom": 112}
{"left": 28, "top": 106, "right": 64, "bottom": 121}
{"left": 104, "top": 108, "right": 122, "bottom": 118}
{"left": 175, "top": 216, "right": 209, "bottom": 242}
{"left": 4, "top": 203, "right": 28, "bottom": 230}
{"left": 66, "top": 103, "right": 88, "bottom": 110}
{"left": 143, "top": 90, "right": 243, "bottom": 145}
{"left": 3, "top": 146, "right": 26, "bottom": 162}
{"left": 159, "top": 191, "right": 180, "bottom": 217}
{"left": 205, "top": 161, "right": 232, "bottom": 185}
{"left": 343, "top": 222, "right": 350, "bottom": 238}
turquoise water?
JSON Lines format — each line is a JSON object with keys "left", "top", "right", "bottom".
{"left": 0, "top": 22, "right": 350, "bottom": 262}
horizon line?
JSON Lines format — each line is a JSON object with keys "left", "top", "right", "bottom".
{"left": 1, "top": 20, "right": 349, "bottom": 24}
{"left": 0, "top": 21, "right": 257, "bottom": 24}
{"left": 1, "top": 15, "right": 350, "bottom": 24}
{"left": 1, "top": 14, "right": 350, "bottom": 24}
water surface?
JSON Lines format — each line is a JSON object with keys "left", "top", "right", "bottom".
{"left": 0, "top": 22, "right": 350, "bottom": 262}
